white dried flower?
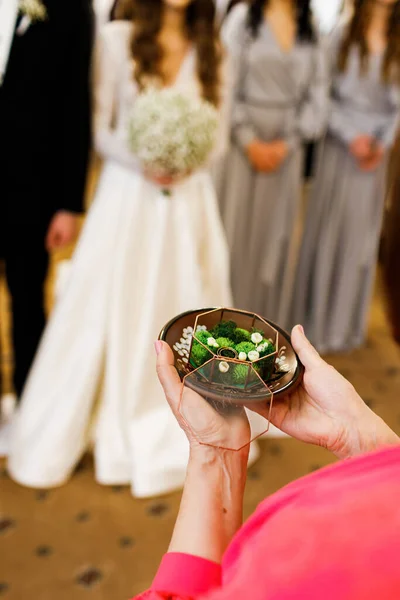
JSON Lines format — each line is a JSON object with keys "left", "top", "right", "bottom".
{"left": 207, "top": 337, "right": 219, "bottom": 348}
{"left": 129, "top": 89, "right": 218, "bottom": 179}
{"left": 239, "top": 352, "right": 247, "bottom": 361}
{"left": 248, "top": 351, "right": 260, "bottom": 362}
{"left": 251, "top": 333, "right": 263, "bottom": 345}
{"left": 19, "top": 0, "right": 47, "bottom": 21}
{"left": 219, "top": 362, "right": 230, "bottom": 374}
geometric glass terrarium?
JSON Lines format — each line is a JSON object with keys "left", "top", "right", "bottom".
{"left": 159, "top": 307, "right": 304, "bottom": 451}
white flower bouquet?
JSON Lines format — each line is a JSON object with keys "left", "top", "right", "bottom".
{"left": 128, "top": 88, "right": 219, "bottom": 188}
{"left": 19, "top": 0, "right": 47, "bottom": 22}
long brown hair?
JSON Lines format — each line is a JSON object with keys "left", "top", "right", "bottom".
{"left": 338, "top": 0, "right": 400, "bottom": 82}
{"left": 115, "top": 0, "right": 222, "bottom": 106}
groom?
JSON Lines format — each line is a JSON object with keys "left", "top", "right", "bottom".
{"left": 0, "top": 0, "right": 94, "bottom": 400}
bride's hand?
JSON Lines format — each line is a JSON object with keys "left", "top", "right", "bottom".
{"left": 258, "top": 326, "right": 398, "bottom": 459}
{"left": 144, "top": 169, "right": 192, "bottom": 186}
{"left": 155, "top": 341, "right": 251, "bottom": 455}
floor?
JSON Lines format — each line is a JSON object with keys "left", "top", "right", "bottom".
{"left": 1, "top": 218, "right": 400, "bottom": 599}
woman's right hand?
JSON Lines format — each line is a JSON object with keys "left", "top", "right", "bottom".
{"left": 263, "top": 326, "right": 399, "bottom": 459}
{"left": 246, "top": 140, "right": 287, "bottom": 173}
{"left": 349, "top": 135, "right": 374, "bottom": 160}
{"left": 143, "top": 168, "right": 192, "bottom": 187}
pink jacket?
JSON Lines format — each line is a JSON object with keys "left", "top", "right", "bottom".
{"left": 134, "top": 446, "right": 400, "bottom": 599}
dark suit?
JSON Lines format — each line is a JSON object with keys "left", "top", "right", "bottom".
{"left": 0, "top": 0, "right": 94, "bottom": 396}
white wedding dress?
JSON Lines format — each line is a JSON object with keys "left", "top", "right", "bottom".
{"left": 8, "top": 22, "right": 234, "bottom": 497}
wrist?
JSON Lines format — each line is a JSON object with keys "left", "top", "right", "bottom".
{"left": 189, "top": 445, "right": 249, "bottom": 482}
{"left": 336, "top": 407, "right": 399, "bottom": 460}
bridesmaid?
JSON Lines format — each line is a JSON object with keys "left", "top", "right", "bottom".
{"left": 217, "top": 0, "right": 328, "bottom": 328}
{"left": 293, "top": 0, "right": 400, "bottom": 353}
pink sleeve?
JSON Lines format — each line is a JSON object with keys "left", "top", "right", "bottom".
{"left": 132, "top": 553, "right": 222, "bottom": 600}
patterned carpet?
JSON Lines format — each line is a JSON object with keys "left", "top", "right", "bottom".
{"left": 1, "top": 257, "right": 399, "bottom": 599}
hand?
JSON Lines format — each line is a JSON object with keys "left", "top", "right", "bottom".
{"left": 155, "top": 341, "right": 251, "bottom": 455}
{"left": 46, "top": 211, "right": 79, "bottom": 252}
{"left": 358, "top": 143, "right": 384, "bottom": 172}
{"left": 262, "top": 326, "right": 399, "bottom": 459}
{"left": 144, "top": 168, "right": 191, "bottom": 187}
{"left": 246, "top": 140, "right": 288, "bottom": 173}
{"left": 350, "top": 135, "right": 374, "bottom": 160}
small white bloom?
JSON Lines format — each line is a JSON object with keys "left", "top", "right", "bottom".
{"left": 248, "top": 351, "right": 260, "bottom": 362}
{"left": 207, "top": 337, "right": 217, "bottom": 347}
{"left": 19, "top": 0, "right": 47, "bottom": 21}
{"left": 239, "top": 352, "right": 247, "bottom": 361}
{"left": 219, "top": 361, "right": 230, "bottom": 374}
{"left": 251, "top": 333, "right": 263, "bottom": 345}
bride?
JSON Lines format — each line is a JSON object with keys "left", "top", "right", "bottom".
{"left": 8, "top": 0, "right": 233, "bottom": 498}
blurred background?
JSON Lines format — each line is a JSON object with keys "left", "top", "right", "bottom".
{"left": 1, "top": 0, "right": 400, "bottom": 598}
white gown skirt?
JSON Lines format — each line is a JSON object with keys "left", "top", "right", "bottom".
{"left": 8, "top": 161, "right": 233, "bottom": 497}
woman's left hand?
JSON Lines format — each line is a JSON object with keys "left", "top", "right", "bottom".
{"left": 358, "top": 144, "right": 384, "bottom": 172}
{"left": 155, "top": 341, "right": 251, "bottom": 454}
{"left": 144, "top": 168, "right": 192, "bottom": 187}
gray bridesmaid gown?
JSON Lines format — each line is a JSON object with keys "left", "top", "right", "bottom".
{"left": 292, "top": 25, "right": 400, "bottom": 353}
{"left": 217, "top": 4, "right": 328, "bottom": 328}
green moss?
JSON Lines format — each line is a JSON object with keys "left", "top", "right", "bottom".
{"left": 232, "top": 364, "right": 251, "bottom": 385}
{"left": 257, "top": 340, "right": 275, "bottom": 358}
{"left": 210, "top": 320, "right": 237, "bottom": 339}
{"left": 233, "top": 328, "right": 251, "bottom": 344}
{"left": 252, "top": 326, "right": 266, "bottom": 337}
{"left": 215, "top": 337, "right": 235, "bottom": 349}
{"left": 190, "top": 331, "right": 213, "bottom": 368}
{"left": 194, "top": 330, "right": 210, "bottom": 345}
{"left": 235, "top": 341, "right": 256, "bottom": 356}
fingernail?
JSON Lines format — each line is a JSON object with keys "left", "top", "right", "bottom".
{"left": 298, "top": 325, "right": 304, "bottom": 335}
{"left": 154, "top": 341, "right": 163, "bottom": 356}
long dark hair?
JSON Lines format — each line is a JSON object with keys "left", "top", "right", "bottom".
{"left": 247, "top": 0, "right": 316, "bottom": 42}
{"left": 338, "top": 0, "right": 400, "bottom": 83}
{"left": 115, "top": 0, "right": 222, "bottom": 106}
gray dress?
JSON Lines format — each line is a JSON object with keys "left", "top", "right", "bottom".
{"left": 292, "top": 25, "right": 400, "bottom": 353}
{"left": 217, "top": 4, "right": 328, "bottom": 328}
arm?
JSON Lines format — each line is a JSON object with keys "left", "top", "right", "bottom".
{"left": 94, "top": 24, "right": 139, "bottom": 170}
{"left": 222, "top": 4, "right": 258, "bottom": 150}
{"left": 324, "top": 23, "right": 363, "bottom": 145}
{"left": 134, "top": 453, "right": 245, "bottom": 600}
{"left": 207, "top": 55, "right": 234, "bottom": 165}
{"left": 290, "top": 40, "right": 330, "bottom": 148}
{"left": 380, "top": 85, "right": 400, "bottom": 149}
{"left": 133, "top": 344, "right": 249, "bottom": 600}
{"left": 57, "top": 0, "right": 94, "bottom": 213}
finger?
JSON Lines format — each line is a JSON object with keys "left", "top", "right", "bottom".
{"left": 155, "top": 341, "right": 182, "bottom": 411}
{"left": 46, "top": 230, "right": 57, "bottom": 251}
{"left": 291, "top": 325, "right": 323, "bottom": 371}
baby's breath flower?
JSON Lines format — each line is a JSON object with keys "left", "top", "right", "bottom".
{"left": 129, "top": 88, "right": 218, "bottom": 179}
{"left": 19, "top": 0, "right": 47, "bottom": 21}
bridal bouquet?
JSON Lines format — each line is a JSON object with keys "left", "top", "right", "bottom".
{"left": 128, "top": 88, "right": 219, "bottom": 185}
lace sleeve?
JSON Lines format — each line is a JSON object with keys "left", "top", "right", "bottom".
{"left": 94, "top": 23, "right": 139, "bottom": 170}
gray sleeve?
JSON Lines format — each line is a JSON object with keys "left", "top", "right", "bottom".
{"left": 326, "top": 23, "right": 360, "bottom": 145}
{"left": 222, "top": 4, "right": 258, "bottom": 150}
{"left": 381, "top": 86, "right": 400, "bottom": 148}
{"left": 295, "top": 41, "right": 330, "bottom": 145}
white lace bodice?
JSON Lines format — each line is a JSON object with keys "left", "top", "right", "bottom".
{"left": 94, "top": 21, "right": 232, "bottom": 171}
